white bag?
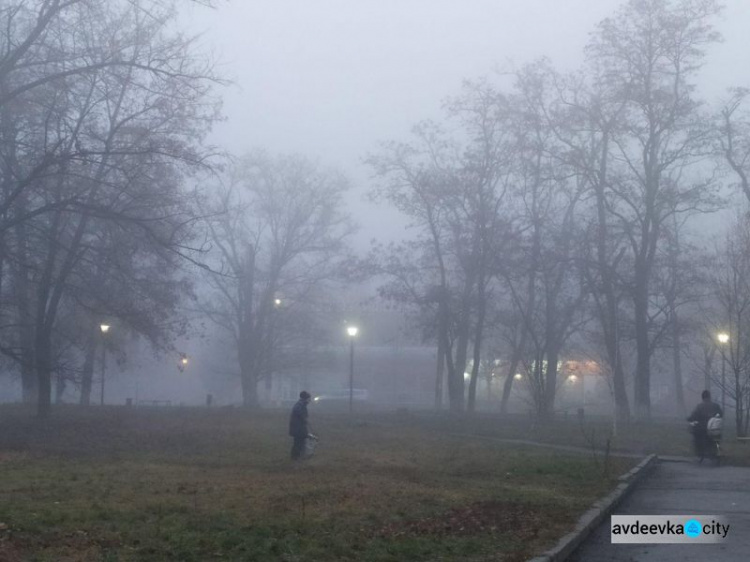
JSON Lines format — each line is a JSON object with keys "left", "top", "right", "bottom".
{"left": 707, "top": 415, "right": 723, "bottom": 438}
{"left": 303, "top": 435, "right": 318, "bottom": 458}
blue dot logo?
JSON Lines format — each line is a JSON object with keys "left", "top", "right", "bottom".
{"left": 685, "top": 519, "right": 702, "bottom": 538}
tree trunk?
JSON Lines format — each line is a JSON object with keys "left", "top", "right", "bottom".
{"left": 736, "top": 372, "right": 744, "bottom": 437}
{"left": 239, "top": 336, "right": 259, "bottom": 408}
{"left": 543, "top": 347, "right": 560, "bottom": 420}
{"left": 434, "top": 338, "right": 445, "bottom": 409}
{"left": 500, "top": 353, "right": 520, "bottom": 414}
{"left": 467, "top": 355, "right": 480, "bottom": 413}
{"left": 79, "top": 334, "right": 97, "bottom": 406}
{"left": 241, "top": 371, "right": 259, "bottom": 408}
{"left": 13, "top": 208, "right": 36, "bottom": 404}
{"left": 55, "top": 370, "right": 66, "bottom": 403}
{"left": 35, "top": 329, "right": 53, "bottom": 418}
{"left": 21, "top": 360, "right": 37, "bottom": 405}
{"left": 467, "top": 289, "right": 487, "bottom": 413}
{"left": 671, "top": 311, "right": 686, "bottom": 415}
{"left": 448, "top": 325, "right": 468, "bottom": 413}
{"left": 593, "top": 131, "right": 630, "bottom": 424}
{"left": 435, "top": 297, "right": 448, "bottom": 409}
{"left": 633, "top": 266, "right": 651, "bottom": 420}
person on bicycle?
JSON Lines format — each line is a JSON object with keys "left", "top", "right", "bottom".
{"left": 687, "top": 390, "right": 723, "bottom": 458}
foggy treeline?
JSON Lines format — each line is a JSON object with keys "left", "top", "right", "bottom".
{"left": 0, "top": 0, "right": 221, "bottom": 417}
{"left": 369, "top": 0, "right": 750, "bottom": 430}
{"left": 3, "top": 0, "right": 750, "bottom": 436}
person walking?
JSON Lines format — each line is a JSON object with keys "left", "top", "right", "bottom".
{"left": 289, "top": 391, "right": 312, "bottom": 460}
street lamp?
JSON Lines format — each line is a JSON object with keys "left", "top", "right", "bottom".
{"left": 347, "top": 325, "right": 359, "bottom": 414}
{"left": 178, "top": 353, "right": 189, "bottom": 373}
{"left": 717, "top": 332, "right": 730, "bottom": 413}
{"left": 99, "top": 324, "right": 110, "bottom": 406}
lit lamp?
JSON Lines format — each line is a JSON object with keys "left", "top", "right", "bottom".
{"left": 99, "top": 324, "right": 110, "bottom": 406}
{"left": 717, "top": 332, "right": 730, "bottom": 413}
{"left": 347, "top": 325, "right": 359, "bottom": 414}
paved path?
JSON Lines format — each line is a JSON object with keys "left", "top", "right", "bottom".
{"left": 570, "top": 460, "right": 750, "bottom": 561}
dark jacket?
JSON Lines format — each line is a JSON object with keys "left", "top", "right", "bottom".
{"left": 289, "top": 399, "right": 309, "bottom": 438}
{"left": 687, "top": 400, "right": 722, "bottom": 431}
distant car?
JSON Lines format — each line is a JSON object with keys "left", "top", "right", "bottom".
{"left": 313, "top": 389, "right": 369, "bottom": 404}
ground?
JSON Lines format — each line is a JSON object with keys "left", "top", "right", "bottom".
{"left": 414, "top": 412, "right": 750, "bottom": 466}
{"left": 570, "top": 461, "right": 750, "bottom": 562}
{"left": 0, "top": 406, "right": 635, "bottom": 562}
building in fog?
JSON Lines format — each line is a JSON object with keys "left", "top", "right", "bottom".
{"left": 264, "top": 345, "right": 438, "bottom": 408}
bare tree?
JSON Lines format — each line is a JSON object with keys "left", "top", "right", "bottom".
{"left": 370, "top": 81, "right": 514, "bottom": 413}
{"left": 710, "top": 215, "right": 750, "bottom": 436}
{"left": 201, "top": 152, "right": 352, "bottom": 408}
{"left": 0, "top": 0, "right": 222, "bottom": 416}
{"left": 717, "top": 88, "right": 750, "bottom": 204}
{"left": 586, "top": 0, "right": 722, "bottom": 419}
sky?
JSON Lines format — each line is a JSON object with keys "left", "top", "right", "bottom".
{"left": 183, "top": 0, "right": 750, "bottom": 247}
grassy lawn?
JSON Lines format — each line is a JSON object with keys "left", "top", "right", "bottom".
{"left": 0, "top": 406, "right": 634, "bottom": 562}
{"left": 414, "top": 411, "right": 750, "bottom": 466}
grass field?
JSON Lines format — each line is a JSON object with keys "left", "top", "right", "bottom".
{"left": 414, "top": 411, "right": 750, "bottom": 466}
{"left": 0, "top": 406, "right": 636, "bottom": 561}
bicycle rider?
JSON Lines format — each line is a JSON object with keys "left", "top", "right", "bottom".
{"left": 687, "top": 390, "right": 723, "bottom": 459}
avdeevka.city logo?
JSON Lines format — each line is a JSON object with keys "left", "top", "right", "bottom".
{"left": 684, "top": 519, "right": 702, "bottom": 538}
{"left": 610, "top": 515, "right": 730, "bottom": 544}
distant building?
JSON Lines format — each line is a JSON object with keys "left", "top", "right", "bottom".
{"left": 265, "top": 345, "right": 438, "bottom": 407}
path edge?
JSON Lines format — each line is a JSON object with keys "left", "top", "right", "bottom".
{"left": 526, "top": 453, "right": 658, "bottom": 562}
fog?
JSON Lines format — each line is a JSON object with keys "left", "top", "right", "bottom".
{"left": 187, "top": 0, "right": 750, "bottom": 249}
{"left": 2, "top": 0, "right": 750, "bottom": 424}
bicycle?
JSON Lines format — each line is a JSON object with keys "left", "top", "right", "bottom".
{"left": 689, "top": 418, "right": 722, "bottom": 465}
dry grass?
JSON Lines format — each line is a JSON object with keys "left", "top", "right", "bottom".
{"left": 414, "top": 411, "right": 750, "bottom": 465}
{"left": 0, "top": 406, "right": 635, "bottom": 561}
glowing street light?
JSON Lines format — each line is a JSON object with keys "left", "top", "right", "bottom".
{"left": 99, "top": 324, "right": 110, "bottom": 406}
{"left": 178, "top": 353, "right": 189, "bottom": 373}
{"left": 514, "top": 373, "right": 523, "bottom": 380}
{"left": 274, "top": 298, "right": 282, "bottom": 308}
{"left": 717, "top": 332, "right": 730, "bottom": 412}
{"left": 347, "top": 325, "right": 359, "bottom": 414}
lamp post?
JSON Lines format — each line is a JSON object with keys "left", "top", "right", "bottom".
{"left": 267, "top": 297, "right": 282, "bottom": 401}
{"left": 347, "top": 325, "right": 358, "bottom": 414}
{"left": 99, "top": 324, "right": 110, "bottom": 406}
{"left": 717, "top": 332, "right": 729, "bottom": 413}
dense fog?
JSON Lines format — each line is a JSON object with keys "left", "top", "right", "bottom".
{"left": 2, "top": 0, "right": 750, "bottom": 431}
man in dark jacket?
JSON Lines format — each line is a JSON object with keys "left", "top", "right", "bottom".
{"left": 687, "top": 390, "right": 723, "bottom": 458}
{"left": 289, "top": 391, "right": 312, "bottom": 460}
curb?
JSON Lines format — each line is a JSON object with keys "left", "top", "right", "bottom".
{"left": 526, "top": 453, "right": 658, "bottom": 562}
